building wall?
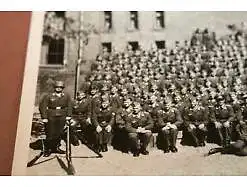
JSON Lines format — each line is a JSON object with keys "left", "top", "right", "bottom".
{"left": 40, "top": 11, "right": 247, "bottom": 69}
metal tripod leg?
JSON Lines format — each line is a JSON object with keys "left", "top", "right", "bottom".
{"left": 27, "top": 138, "right": 45, "bottom": 167}
{"left": 66, "top": 124, "right": 76, "bottom": 175}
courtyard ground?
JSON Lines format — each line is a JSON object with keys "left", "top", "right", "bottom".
{"left": 26, "top": 138, "right": 247, "bottom": 176}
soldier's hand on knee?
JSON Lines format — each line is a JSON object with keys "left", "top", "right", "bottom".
{"left": 223, "top": 121, "right": 230, "bottom": 128}
{"left": 42, "top": 119, "right": 48, "bottom": 123}
{"left": 198, "top": 124, "right": 205, "bottom": 129}
{"left": 189, "top": 124, "right": 196, "bottom": 129}
{"left": 215, "top": 122, "right": 222, "bottom": 128}
{"left": 162, "top": 126, "right": 170, "bottom": 131}
{"left": 96, "top": 125, "right": 103, "bottom": 133}
{"left": 105, "top": 125, "right": 112, "bottom": 133}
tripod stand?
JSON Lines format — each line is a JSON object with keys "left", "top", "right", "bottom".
{"left": 27, "top": 119, "right": 103, "bottom": 175}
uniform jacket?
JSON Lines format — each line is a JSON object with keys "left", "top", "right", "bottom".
{"left": 39, "top": 92, "right": 72, "bottom": 119}
{"left": 157, "top": 107, "right": 183, "bottom": 128}
{"left": 92, "top": 107, "right": 115, "bottom": 127}
{"left": 72, "top": 98, "right": 92, "bottom": 120}
{"left": 184, "top": 106, "right": 209, "bottom": 126}
{"left": 211, "top": 104, "right": 235, "bottom": 123}
{"left": 125, "top": 111, "right": 154, "bottom": 133}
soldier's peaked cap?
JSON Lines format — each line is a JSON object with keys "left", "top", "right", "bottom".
{"left": 54, "top": 81, "right": 65, "bottom": 88}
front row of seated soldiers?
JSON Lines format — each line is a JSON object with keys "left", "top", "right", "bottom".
{"left": 71, "top": 85, "right": 247, "bottom": 157}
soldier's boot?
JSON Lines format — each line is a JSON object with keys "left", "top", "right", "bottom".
{"left": 43, "top": 140, "right": 52, "bottom": 157}
{"left": 133, "top": 149, "right": 140, "bottom": 157}
{"left": 128, "top": 133, "right": 140, "bottom": 157}
{"left": 70, "top": 133, "right": 80, "bottom": 146}
{"left": 198, "top": 130, "right": 206, "bottom": 147}
{"left": 217, "top": 127, "right": 224, "bottom": 146}
{"left": 102, "top": 143, "right": 108, "bottom": 152}
{"left": 223, "top": 127, "right": 231, "bottom": 148}
{"left": 51, "top": 138, "right": 66, "bottom": 154}
{"left": 140, "top": 133, "right": 151, "bottom": 155}
{"left": 162, "top": 130, "right": 170, "bottom": 153}
{"left": 190, "top": 130, "right": 199, "bottom": 147}
{"left": 207, "top": 147, "right": 224, "bottom": 156}
{"left": 170, "top": 129, "right": 178, "bottom": 153}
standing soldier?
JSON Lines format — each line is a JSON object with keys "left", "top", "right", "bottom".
{"left": 125, "top": 102, "right": 154, "bottom": 157}
{"left": 212, "top": 95, "right": 235, "bottom": 147}
{"left": 158, "top": 97, "right": 183, "bottom": 153}
{"left": 39, "top": 81, "right": 72, "bottom": 157}
{"left": 92, "top": 99, "right": 115, "bottom": 152}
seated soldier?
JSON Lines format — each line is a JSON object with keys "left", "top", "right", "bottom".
{"left": 182, "top": 98, "right": 208, "bottom": 147}
{"left": 157, "top": 97, "right": 183, "bottom": 153}
{"left": 92, "top": 99, "right": 115, "bottom": 152}
{"left": 207, "top": 97, "right": 247, "bottom": 156}
{"left": 211, "top": 95, "right": 235, "bottom": 147}
{"left": 125, "top": 102, "right": 154, "bottom": 157}
{"left": 112, "top": 97, "right": 133, "bottom": 152}
{"left": 72, "top": 90, "right": 92, "bottom": 145}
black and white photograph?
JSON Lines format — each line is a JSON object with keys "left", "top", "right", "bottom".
{"left": 24, "top": 11, "right": 247, "bottom": 176}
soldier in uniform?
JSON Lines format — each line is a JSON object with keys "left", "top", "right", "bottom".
{"left": 125, "top": 102, "right": 154, "bottom": 157}
{"left": 182, "top": 98, "right": 208, "bottom": 147}
{"left": 39, "top": 81, "right": 72, "bottom": 157}
{"left": 92, "top": 99, "right": 115, "bottom": 152}
{"left": 112, "top": 97, "right": 133, "bottom": 152}
{"left": 207, "top": 95, "right": 247, "bottom": 156}
{"left": 89, "top": 83, "right": 101, "bottom": 115}
{"left": 72, "top": 90, "right": 92, "bottom": 145}
{"left": 211, "top": 95, "right": 235, "bottom": 147}
{"left": 157, "top": 97, "right": 183, "bottom": 153}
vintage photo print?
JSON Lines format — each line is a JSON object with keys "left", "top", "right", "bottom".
{"left": 15, "top": 11, "right": 247, "bottom": 176}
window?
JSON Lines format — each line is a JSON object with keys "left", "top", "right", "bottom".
{"left": 54, "top": 11, "right": 65, "bottom": 18}
{"left": 104, "top": 11, "right": 112, "bottom": 31}
{"left": 47, "top": 38, "right": 65, "bottom": 65}
{"left": 155, "top": 41, "right": 166, "bottom": 49}
{"left": 102, "top": 42, "right": 112, "bottom": 53}
{"left": 155, "top": 11, "right": 165, "bottom": 28}
{"left": 128, "top": 41, "right": 139, "bottom": 51}
{"left": 130, "top": 11, "right": 139, "bottom": 30}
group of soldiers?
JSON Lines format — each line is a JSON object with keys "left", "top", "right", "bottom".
{"left": 38, "top": 26, "right": 247, "bottom": 157}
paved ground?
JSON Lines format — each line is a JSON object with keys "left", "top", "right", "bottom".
{"left": 26, "top": 138, "right": 247, "bottom": 176}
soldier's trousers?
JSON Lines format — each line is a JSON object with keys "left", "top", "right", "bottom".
{"left": 45, "top": 116, "right": 66, "bottom": 150}
{"left": 161, "top": 128, "right": 178, "bottom": 149}
{"left": 128, "top": 132, "right": 152, "bottom": 151}
{"left": 216, "top": 124, "right": 231, "bottom": 147}
{"left": 95, "top": 129, "right": 111, "bottom": 145}
{"left": 184, "top": 125, "right": 207, "bottom": 146}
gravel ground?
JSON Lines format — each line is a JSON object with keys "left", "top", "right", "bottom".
{"left": 26, "top": 139, "right": 247, "bottom": 176}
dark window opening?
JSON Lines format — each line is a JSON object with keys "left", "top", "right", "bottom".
{"left": 155, "top": 11, "right": 165, "bottom": 28}
{"left": 155, "top": 41, "right": 166, "bottom": 49}
{"left": 52, "top": 11, "right": 65, "bottom": 18}
{"left": 104, "top": 11, "right": 112, "bottom": 30}
{"left": 47, "top": 38, "right": 65, "bottom": 65}
{"left": 102, "top": 42, "right": 112, "bottom": 53}
{"left": 130, "top": 11, "right": 139, "bottom": 29}
{"left": 128, "top": 41, "right": 139, "bottom": 51}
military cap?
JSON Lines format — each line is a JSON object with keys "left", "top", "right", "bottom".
{"left": 54, "top": 80, "right": 65, "bottom": 88}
